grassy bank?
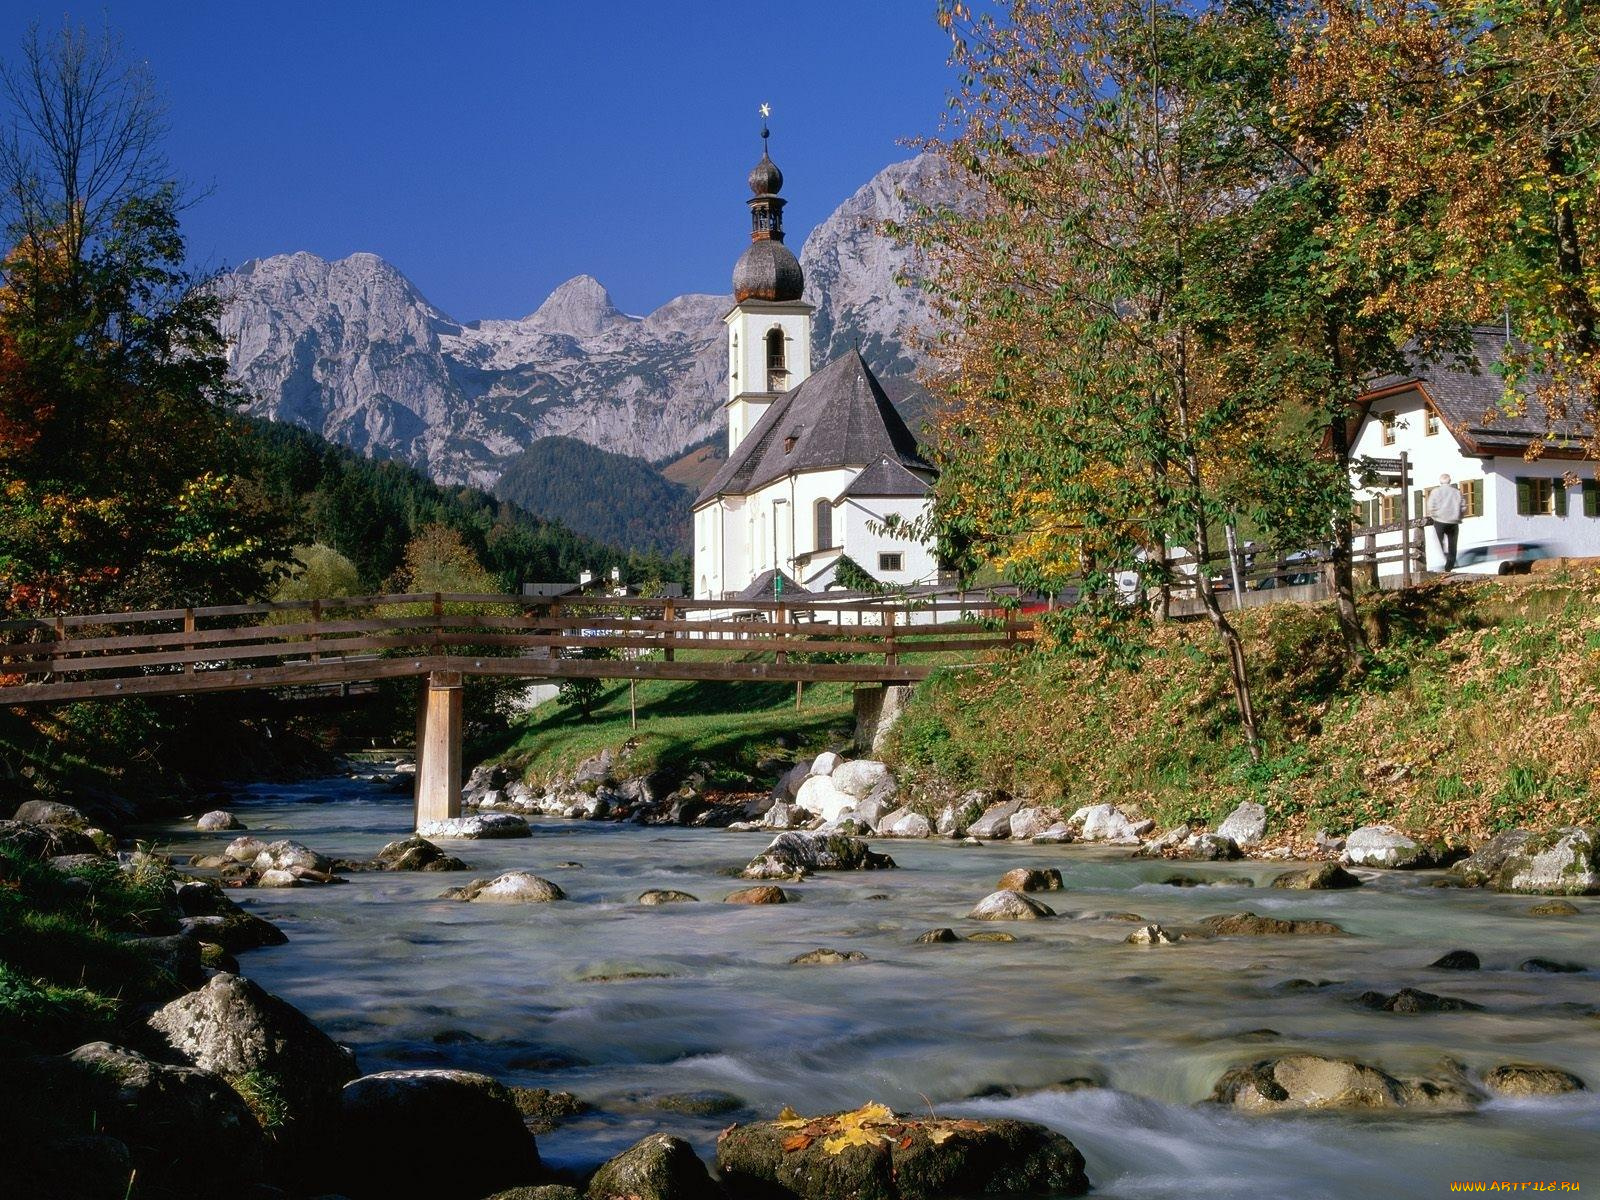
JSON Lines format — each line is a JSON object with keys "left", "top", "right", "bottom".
{"left": 888, "top": 572, "right": 1600, "bottom": 845}
{"left": 481, "top": 666, "right": 856, "bottom": 788}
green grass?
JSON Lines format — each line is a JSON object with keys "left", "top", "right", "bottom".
{"left": 477, "top": 655, "right": 859, "bottom": 788}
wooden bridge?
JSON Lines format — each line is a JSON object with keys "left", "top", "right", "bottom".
{"left": 0, "top": 592, "right": 1031, "bottom": 827}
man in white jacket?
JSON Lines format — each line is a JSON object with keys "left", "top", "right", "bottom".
{"left": 1426, "top": 473, "right": 1465, "bottom": 571}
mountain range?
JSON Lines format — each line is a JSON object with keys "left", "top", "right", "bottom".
{"left": 215, "top": 153, "right": 953, "bottom": 496}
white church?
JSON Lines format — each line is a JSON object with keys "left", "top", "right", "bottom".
{"left": 692, "top": 133, "right": 939, "bottom": 602}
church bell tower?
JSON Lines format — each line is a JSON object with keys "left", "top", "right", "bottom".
{"left": 725, "top": 112, "right": 813, "bottom": 454}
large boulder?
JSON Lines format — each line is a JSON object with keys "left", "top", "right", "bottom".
{"left": 1355, "top": 987, "right": 1483, "bottom": 1013}
{"left": 1496, "top": 827, "right": 1600, "bottom": 895}
{"left": 367, "top": 835, "right": 468, "bottom": 872}
{"left": 224, "top": 834, "right": 268, "bottom": 863}
{"left": 339, "top": 1070, "right": 540, "bottom": 1200}
{"left": 741, "top": 832, "right": 896, "bottom": 880}
{"left": 1216, "top": 802, "right": 1268, "bottom": 848}
{"left": 715, "top": 1106, "right": 1089, "bottom": 1200}
{"left": 251, "top": 839, "right": 332, "bottom": 875}
{"left": 172, "top": 881, "right": 288, "bottom": 950}
{"left": 794, "top": 775, "right": 855, "bottom": 823}
{"left": 1272, "top": 863, "right": 1362, "bottom": 891}
{"left": 417, "top": 813, "right": 532, "bottom": 839}
{"left": 878, "top": 807, "right": 932, "bottom": 838}
{"left": 13, "top": 799, "right": 90, "bottom": 827}
{"left": 968, "top": 798, "right": 1023, "bottom": 840}
{"left": 1344, "top": 824, "right": 1436, "bottom": 869}
{"left": 1070, "top": 804, "right": 1153, "bottom": 844}
{"left": 67, "top": 1042, "right": 265, "bottom": 1193}
{"left": 0, "top": 818, "right": 98, "bottom": 860}
{"left": 831, "top": 759, "right": 891, "bottom": 799}
{"left": 851, "top": 794, "right": 897, "bottom": 832}
{"left": 1200, "top": 911, "right": 1346, "bottom": 936}
{"left": 1482, "top": 1064, "right": 1586, "bottom": 1097}
{"left": 724, "top": 885, "right": 789, "bottom": 904}
{"left": 1210, "top": 1054, "right": 1479, "bottom": 1113}
{"left": 809, "top": 751, "right": 842, "bottom": 776}
{"left": 587, "top": 1133, "right": 719, "bottom": 1200}
{"left": 761, "top": 801, "right": 810, "bottom": 831}
{"left": 1453, "top": 828, "right": 1535, "bottom": 887}
{"left": 968, "top": 890, "right": 1055, "bottom": 920}
{"left": 447, "top": 871, "right": 566, "bottom": 903}
{"left": 1008, "top": 807, "right": 1056, "bottom": 841}
{"left": 196, "top": 810, "right": 244, "bottom": 832}
{"left": 997, "top": 868, "right": 1064, "bottom": 893}
{"left": 148, "top": 972, "right": 357, "bottom": 1154}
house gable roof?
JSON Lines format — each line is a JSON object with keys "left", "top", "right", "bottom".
{"left": 734, "top": 568, "right": 810, "bottom": 601}
{"left": 695, "top": 349, "right": 931, "bottom": 505}
{"left": 1356, "top": 327, "right": 1591, "bottom": 458}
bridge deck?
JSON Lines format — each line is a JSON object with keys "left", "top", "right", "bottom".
{"left": 0, "top": 592, "right": 1032, "bottom": 705}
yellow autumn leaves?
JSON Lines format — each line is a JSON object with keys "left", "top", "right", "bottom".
{"left": 771, "top": 1102, "right": 977, "bottom": 1156}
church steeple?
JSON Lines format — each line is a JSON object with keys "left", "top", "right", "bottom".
{"left": 725, "top": 107, "right": 813, "bottom": 454}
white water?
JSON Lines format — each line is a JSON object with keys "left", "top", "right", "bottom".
{"left": 153, "top": 776, "right": 1600, "bottom": 1196}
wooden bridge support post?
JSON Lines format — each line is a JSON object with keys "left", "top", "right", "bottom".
{"left": 414, "top": 669, "right": 463, "bottom": 829}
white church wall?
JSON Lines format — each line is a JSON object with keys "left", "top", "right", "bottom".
{"left": 841, "top": 495, "right": 939, "bottom": 584}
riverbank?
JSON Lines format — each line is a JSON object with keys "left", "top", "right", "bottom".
{"left": 889, "top": 572, "right": 1600, "bottom": 847}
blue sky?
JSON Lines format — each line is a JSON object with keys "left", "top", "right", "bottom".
{"left": 1, "top": 2, "right": 956, "bottom": 319}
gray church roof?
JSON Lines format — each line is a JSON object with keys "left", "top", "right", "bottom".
{"left": 735, "top": 569, "right": 811, "bottom": 601}
{"left": 696, "top": 349, "right": 932, "bottom": 506}
{"left": 1361, "top": 327, "right": 1590, "bottom": 456}
{"left": 838, "top": 456, "right": 934, "bottom": 501}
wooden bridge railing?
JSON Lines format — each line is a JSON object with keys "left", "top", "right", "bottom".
{"left": 0, "top": 592, "right": 1035, "bottom": 704}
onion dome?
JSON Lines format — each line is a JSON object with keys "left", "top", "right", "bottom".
{"left": 748, "top": 153, "right": 783, "bottom": 196}
{"left": 734, "top": 239, "right": 804, "bottom": 303}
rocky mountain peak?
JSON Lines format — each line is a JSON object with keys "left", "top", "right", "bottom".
{"left": 524, "top": 274, "right": 627, "bottom": 337}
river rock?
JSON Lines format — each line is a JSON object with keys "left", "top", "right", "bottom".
{"left": 1453, "top": 828, "right": 1535, "bottom": 887}
{"left": 725, "top": 885, "right": 788, "bottom": 904}
{"left": 509, "top": 1086, "right": 589, "bottom": 1131}
{"left": 224, "top": 834, "right": 267, "bottom": 862}
{"left": 1272, "top": 863, "right": 1362, "bottom": 890}
{"left": 741, "top": 832, "right": 896, "bottom": 880}
{"left": 1030, "top": 822, "right": 1074, "bottom": 844}
{"left": 339, "top": 1069, "right": 540, "bottom": 1199}
{"left": 1519, "top": 957, "right": 1587, "bottom": 973}
{"left": 1356, "top": 987, "right": 1483, "bottom": 1013}
{"left": 369, "top": 834, "right": 468, "bottom": 871}
{"left": 454, "top": 871, "right": 566, "bottom": 903}
{"left": 256, "top": 867, "right": 299, "bottom": 887}
{"left": 149, "top": 972, "right": 357, "bottom": 1153}
{"left": 1216, "top": 802, "right": 1268, "bottom": 848}
{"left": 917, "top": 927, "right": 960, "bottom": 943}
{"left": 794, "top": 775, "right": 856, "bottom": 823}
{"left": 57, "top": 1042, "right": 263, "bottom": 1193}
{"left": 0, "top": 818, "right": 98, "bottom": 860}
{"left": 1125, "top": 923, "right": 1179, "bottom": 945}
{"left": 936, "top": 792, "right": 987, "bottom": 838}
{"left": 172, "top": 880, "right": 287, "bottom": 950}
{"left": 967, "top": 930, "right": 1018, "bottom": 942}
{"left": 966, "top": 798, "right": 1022, "bottom": 839}
{"left": 1008, "top": 807, "right": 1055, "bottom": 840}
{"left": 1200, "top": 911, "right": 1345, "bottom": 936}
{"left": 775, "top": 759, "right": 813, "bottom": 799}
{"left": 587, "top": 1132, "right": 719, "bottom": 1200}
{"left": 1528, "top": 899, "right": 1581, "bottom": 916}
{"left": 195, "top": 809, "right": 243, "bottom": 831}
{"left": 638, "top": 889, "right": 699, "bottom": 905}
{"left": 1430, "top": 950, "right": 1480, "bottom": 970}
{"left": 416, "top": 813, "right": 532, "bottom": 839}
{"left": 1210, "top": 1053, "right": 1479, "bottom": 1113}
{"left": 878, "top": 807, "right": 932, "bottom": 838}
{"left": 1482, "top": 1064, "right": 1587, "bottom": 1097}
{"left": 790, "top": 947, "right": 868, "bottom": 965}
{"left": 1344, "top": 824, "right": 1435, "bottom": 869}
{"left": 715, "top": 1109, "right": 1089, "bottom": 1200}
{"left": 851, "top": 795, "right": 896, "bottom": 831}
{"left": 762, "top": 800, "right": 810, "bottom": 830}
{"left": 1071, "top": 803, "right": 1153, "bottom": 844}
{"left": 1171, "top": 833, "right": 1241, "bottom": 861}
{"left": 14, "top": 799, "right": 90, "bottom": 827}
{"left": 1496, "top": 826, "right": 1600, "bottom": 895}
{"left": 832, "top": 759, "right": 891, "bottom": 799}
{"left": 251, "top": 839, "right": 332, "bottom": 874}
{"left": 809, "top": 750, "right": 842, "bottom": 776}
{"left": 968, "top": 890, "right": 1055, "bottom": 920}
{"left": 997, "top": 867, "right": 1064, "bottom": 893}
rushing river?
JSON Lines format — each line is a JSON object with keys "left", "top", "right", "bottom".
{"left": 152, "top": 774, "right": 1600, "bottom": 1198}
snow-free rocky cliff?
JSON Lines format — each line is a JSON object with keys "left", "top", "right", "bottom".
{"left": 217, "top": 154, "right": 954, "bottom": 488}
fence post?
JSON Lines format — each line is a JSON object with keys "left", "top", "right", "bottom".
{"left": 884, "top": 608, "right": 897, "bottom": 667}
{"left": 309, "top": 598, "right": 322, "bottom": 665}
{"left": 183, "top": 608, "right": 195, "bottom": 676}
{"left": 775, "top": 602, "right": 788, "bottom": 666}
{"left": 51, "top": 614, "right": 64, "bottom": 676}
{"left": 1399, "top": 452, "right": 1413, "bottom": 589}
{"left": 431, "top": 592, "right": 444, "bottom": 658}
{"left": 663, "top": 599, "right": 676, "bottom": 662}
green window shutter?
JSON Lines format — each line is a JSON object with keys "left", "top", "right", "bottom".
{"left": 1555, "top": 480, "right": 1569, "bottom": 517}
{"left": 1516, "top": 477, "right": 1532, "bottom": 516}
{"left": 1584, "top": 480, "right": 1599, "bottom": 518}
{"left": 1414, "top": 489, "right": 1426, "bottom": 519}
{"left": 1470, "top": 480, "right": 1485, "bottom": 517}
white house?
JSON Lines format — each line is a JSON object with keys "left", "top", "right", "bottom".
{"left": 1350, "top": 328, "right": 1600, "bottom": 573}
{"left": 692, "top": 132, "right": 938, "bottom": 602}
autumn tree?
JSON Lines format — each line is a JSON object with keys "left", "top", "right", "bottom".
{"left": 907, "top": 0, "right": 1350, "bottom": 756}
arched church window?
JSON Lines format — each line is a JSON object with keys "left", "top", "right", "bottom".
{"left": 815, "top": 498, "right": 833, "bottom": 551}
{"left": 766, "top": 328, "right": 788, "bottom": 392}
{"left": 730, "top": 331, "right": 739, "bottom": 384}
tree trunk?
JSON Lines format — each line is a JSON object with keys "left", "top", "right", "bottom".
{"left": 1325, "top": 323, "right": 1369, "bottom": 673}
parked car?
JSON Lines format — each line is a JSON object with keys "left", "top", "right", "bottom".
{"left": 1253, "top": 550, "right": 1319, "bottom": 589}
{"left": 1451, "top": 540, "right": 1551, "bottom": 575}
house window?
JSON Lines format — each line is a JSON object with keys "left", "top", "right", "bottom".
{"left": 1516, "top": 476, "right": 1566, "bottom": 516}
{"left": 1584, "top": 479, "right": 1600, "bottom": 518}
{"left": 815, "top": 499, "right": 833, "bottom": 550}
{"left": 765, "top": 328, "right": 788, "bottom": 392}
{"left": 878, "top": 552, "right": 903, "bottom": 572}
{"left": 1460, "top": 478, "right": 1484, "bottom": 518}
{"left": 1425, "top": 409, "right": 1441, "bottom": 436}
{"left": 1379, "top": 411, "right": 1397, "bottom": 446}
{"left": 1378, "top": 493, "right": 1398, "bottom": 524}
